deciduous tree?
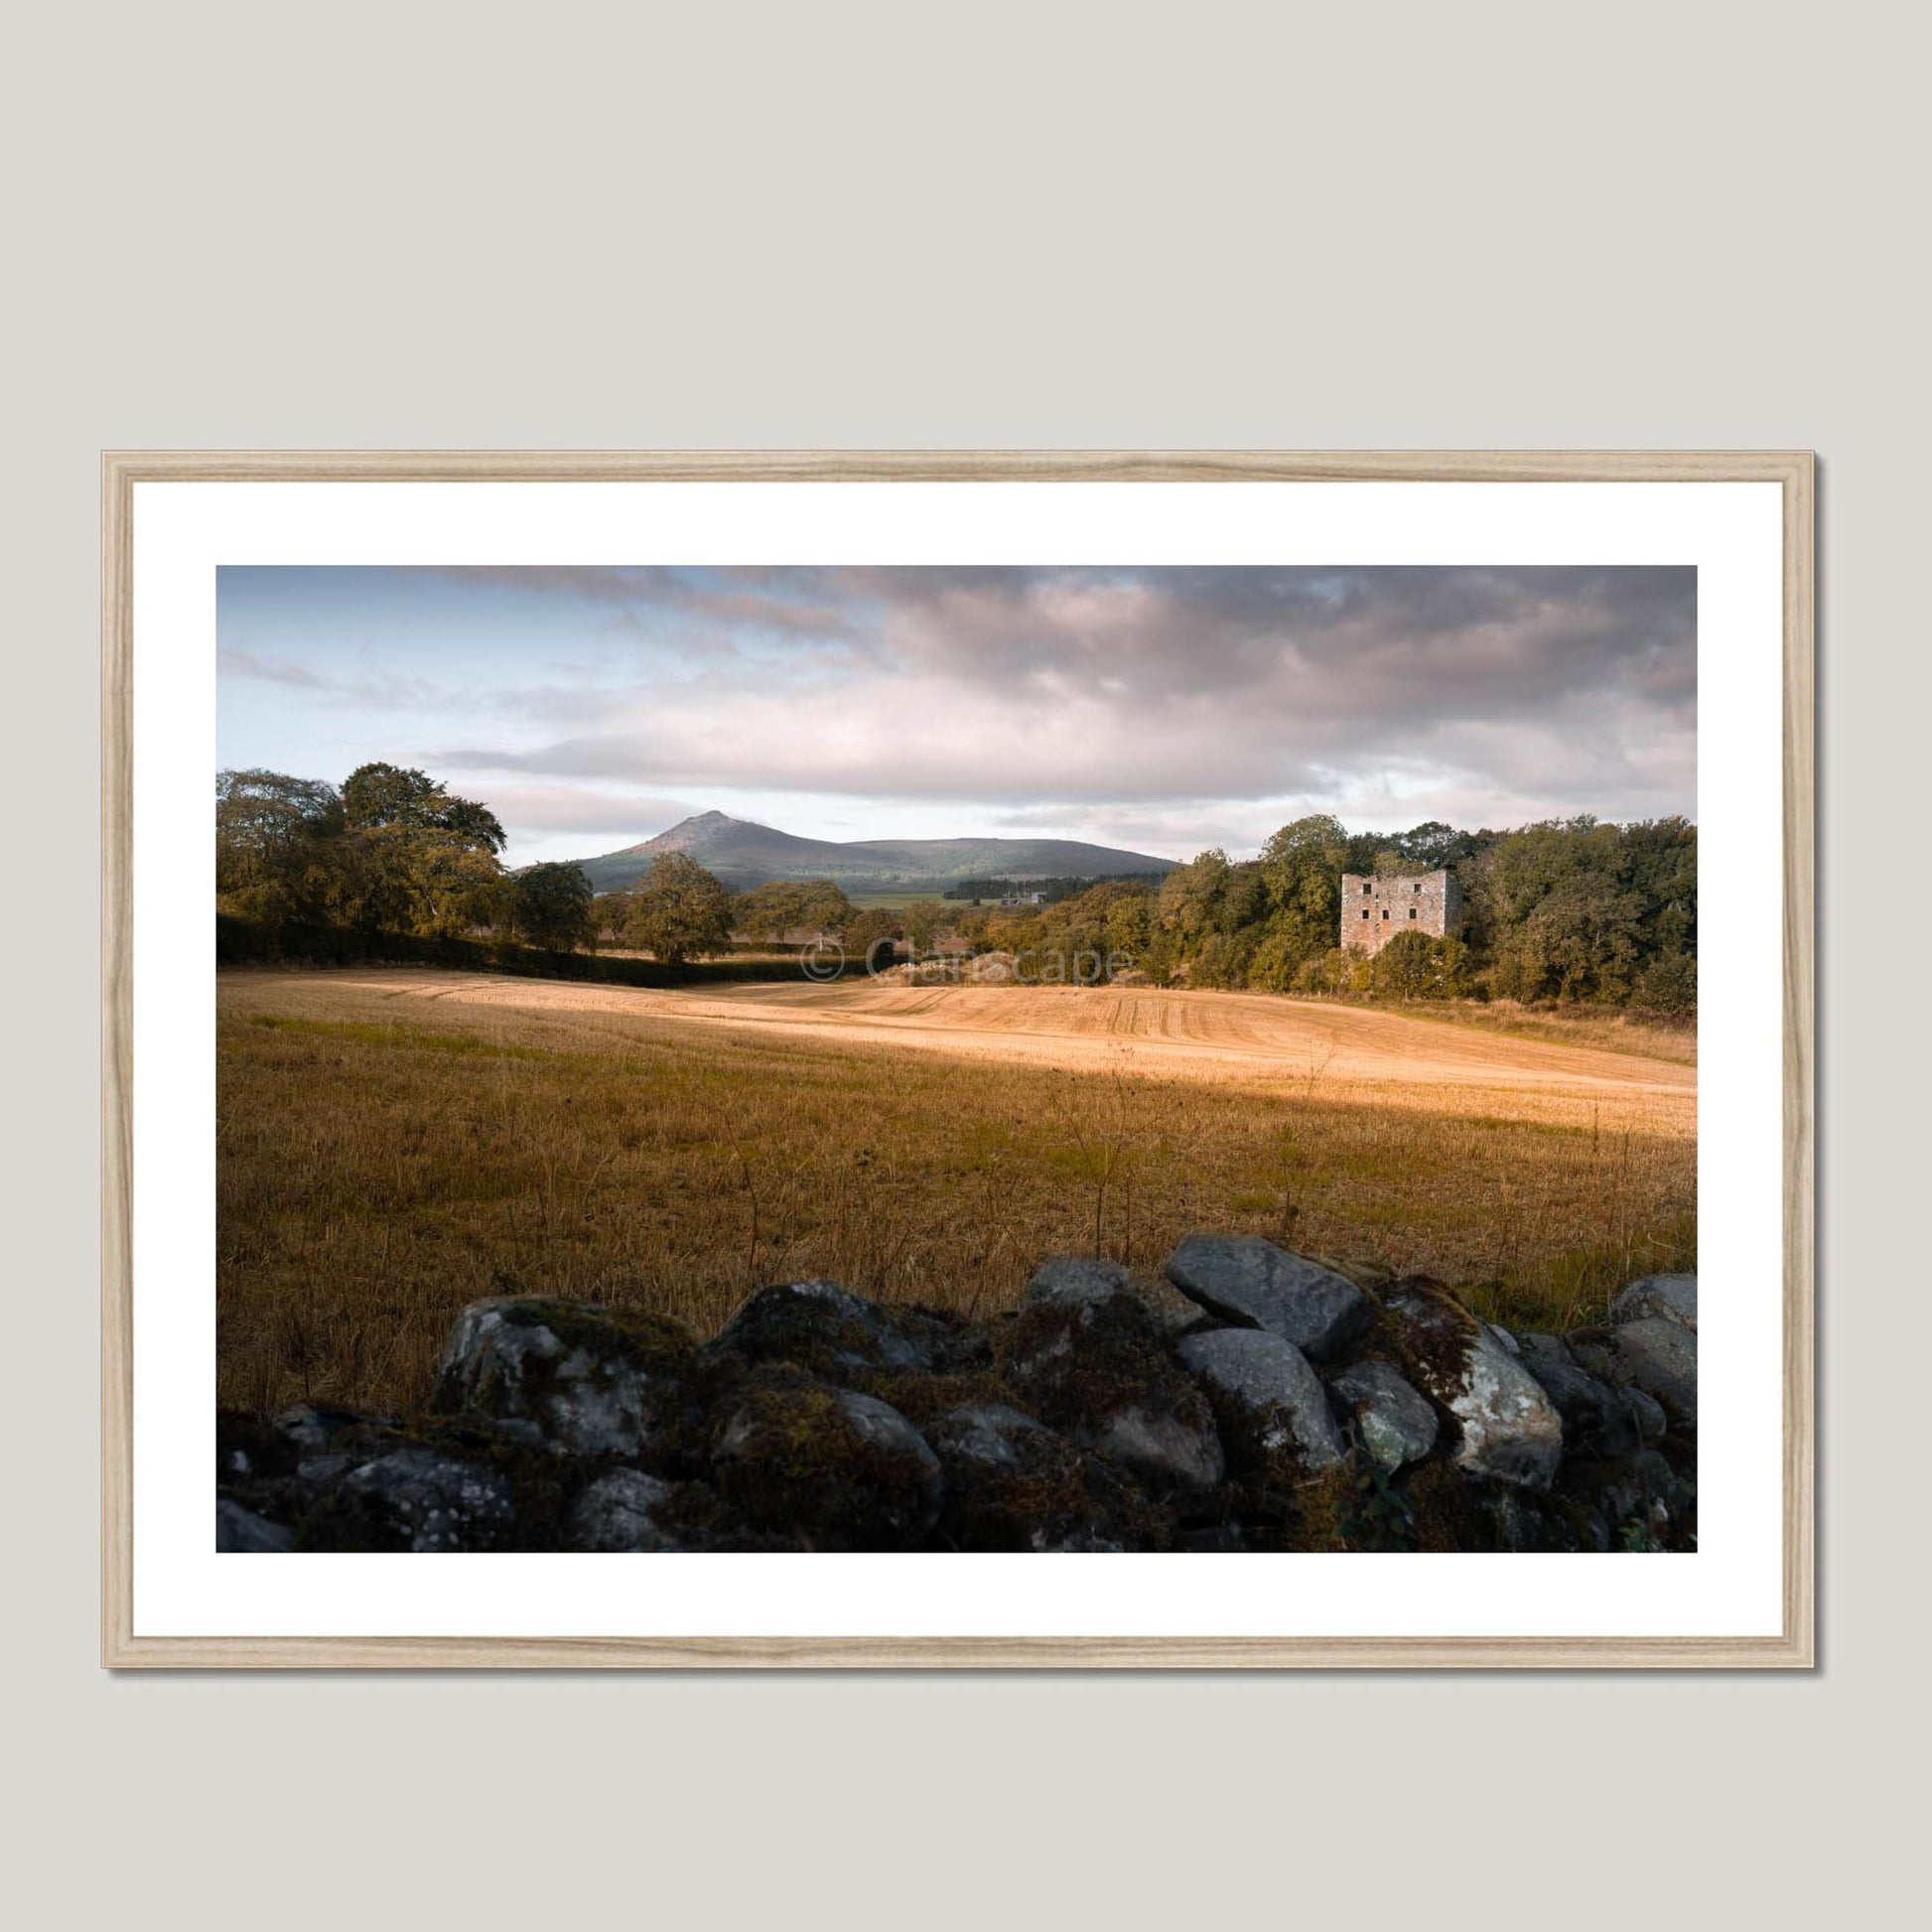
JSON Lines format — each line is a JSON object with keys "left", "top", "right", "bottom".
{"left": 507, "top": 862, "right": 596, "bottom": 951}
{"left": 619, "top": 852, "right": 735, "bottom": 965}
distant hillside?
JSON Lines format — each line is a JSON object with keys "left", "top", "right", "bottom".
{"left": 573, "top": 811, "right": 1177, "bottom": 895}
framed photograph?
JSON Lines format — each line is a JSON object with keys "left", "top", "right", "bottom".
{"left": 102, "top": 451, "right": 1813, "bottom": 1667}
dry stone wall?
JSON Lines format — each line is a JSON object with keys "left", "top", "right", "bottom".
{"left": 215, "top": 1243, "right": 1696, "bottom": 1555}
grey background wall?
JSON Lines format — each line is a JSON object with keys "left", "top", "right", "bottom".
{"left": 6, "top": 3, "right": 1921, "bottom": 1924}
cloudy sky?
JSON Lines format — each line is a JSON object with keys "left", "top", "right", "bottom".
{"left": 217, "top": 565, "right": 1696, "bottom": 867}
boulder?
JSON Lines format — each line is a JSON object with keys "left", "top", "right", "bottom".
{"left": 1605, "top": 1316, "right": 1699, "bottom": 1432}
{"left": 1568, "top": 1315, "right": 1698, "bottom": 1433}
{"left": 1486, "top": 1489, "right": 1596, "bottom": 1555}
{"left": 925, "top": 1403, "right": 1143, "bottom": 1552}
{"left": 1383, "top": 1281, "right": 1564, "bottom": 1489}
{"left": 1027, "top": 1255, "right": 1134, "bottom": 1310}
{"left": 710, "top": 1377, "right": 943, "bottom": 1550}
{"left": 211, "top": 1246, "right": 1702, "bottom": 1553}
{"left": 927, "top": 1402, "right": 1055, "bottom": 1471}
{"left": 1164, "top": 1234, "right": 1371, "bottom": 1362}
{"left": 215, "top": 1498, "right": 295, "bottom": 1552}
{"left": 998, "top": 1291, "right": 1225, "bottom": 1497}
{"left": 337, "top": 1446, "right": 517, "bottom": 1552}
{"left": 219, "top": 1412, "right": 302, "bottom": 1483}
{"left": 266, "top": 1404, "right": 432, "bottom": 1479}
{"left": 1131, "top": 1273, "right": 1218, "bottom": 1339}
{"left": 1610, "top": 1273, "right": 1698, "bottom": 1333}
{"left": 273, "top": 1403, "right": 368, "bottom": 1454}
{"left": 1575, "top": 1449, "right": 1692, "bottom": 1546}
{"left": 1093, "top": 1406, "right": 1227, "bottom": 1495}
{"left": 570, "top": 1468, "right": 684, "bottom": 1552}
{"left": 1326, "top": 1359, "right": 1439, "bottom": 1472}
{"left": 1517, "top": 1332, "right": 1644, "bottom": 1459}
{"left": 432, "top": 1297, "right": 694, "bottom": 1459}
{"left": 1515, "top": 1331, "right": 1570, "bottom": 1376}
{"left": 709, "top": 1280, "right": 985, "bottom": 1379}
{"left": 1177, "top": 1328, "right": 1344, "bottom": 1471}
{"left": 1027, "top": 1255, "right": 1207, "bottom": 1339}
{"left": 216, "top": 1407, "right": 555, "bottom": 1551}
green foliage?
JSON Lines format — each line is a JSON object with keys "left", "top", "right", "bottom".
{"left": 1638, "top": 951, "right": 1698, "bottom": 1015}
{"left": 506, "top": 862, "right": 596, "bottom": 952}
{"left": 1334, "top": 1459, "right": 1418, "bottom": 1552}
{"left": 613, "top": 851, "right": 735, "bottom": 965}
{"left": 842, "top": 905, "right": 905, "bottom": 969}
{"left": 215, "top": 768, "right": 347, "bottom": 922}
{"left": 900, "top": 897, "right": 952, "bottom": 952}
{"left": 216, "top": 764, "right": 510, "bottom": 936}
{"left": 406, "top": 835, "right": 510, "bottom": 939}
{"left": 342, "top": 761, "right": 506, "bottom": 852}
{"left": 1368, "top": 929, "right": 1473, "bottom": 1001}
{"left": 1383, "top": 819, "right": 1480, "bottom": 872}
{"left": 215, "top": 769, "right": 1694, "bottom": 1015}
{"left": 1156, "top": 847, "right": 1233, "bottom": 941}
{"left": 1001, "top": 881, "right": 1155, "bottom": 979}
{"left": 1127, "top": 814, "right": 1692, "bottom": 1011}
{"left": 1464, "top": 816, "right": 1695, "bottom": 1006}
{"left": 732, "top": 878, "right": 857, "bottom": 941}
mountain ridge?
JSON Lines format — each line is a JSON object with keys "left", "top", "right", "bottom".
{"left": 573, "top": 811, "right": 1177, "bottom": 895}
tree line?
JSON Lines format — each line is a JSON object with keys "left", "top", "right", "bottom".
{"left": 616, "top": 812, "right": 1696, "bottom": 1012}
{"left": 940, "top": 814, "right": 1696, "bottom": 1012}
{"left": 218, "top": 771, "right": 1695, "bottom": 1011}
{"left": 216, "top": 765, "right": 601, "bottom": 949}
{"left": 218, "top": 766, "right": 868, "bottom": 966}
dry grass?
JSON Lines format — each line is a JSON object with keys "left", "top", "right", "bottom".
{"left": 217, "top": 971, "right": 1696, "bottom": 1415}
{"left": 1370, "top": 998, "right": 1699, "bottom": 1065}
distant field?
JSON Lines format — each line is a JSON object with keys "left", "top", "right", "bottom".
{"left": 217, "top": 969, "right": 1696, "bottom": 1415}
{"left": 836, "top": 886, "right": 949, "bottom": 908}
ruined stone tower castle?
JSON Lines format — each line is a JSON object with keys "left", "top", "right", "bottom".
{"left": 1341, "top": 870, "right": 1463, "bottom": 955}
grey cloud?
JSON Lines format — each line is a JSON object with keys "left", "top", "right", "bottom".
{"left": 237, "top": 566, "right": 1697, "bottom": 838}
{"left": 432, "top": 566, "right": 868, "bottom": 643}
{"left": 436, "top": 564, "right": 1694, "bottom": 740}
{"left": 219, "top": 646, "right": 468, "bottom": 715}
{"left": 845, "top": 565, "right": 1696, "bottom": 722}
{"left": 218, "top": 646, "right": 328, "bottom": 688}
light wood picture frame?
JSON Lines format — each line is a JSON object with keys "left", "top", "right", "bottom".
{"left": 102, "top": 450, "right": 1814, "bottom": 1668}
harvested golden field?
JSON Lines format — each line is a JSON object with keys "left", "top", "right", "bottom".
{"left": 217, "top": 968, "right": 1696, "bottom": 1415}
{"left": 1369, "top": 999, "right": 1698, "bottom": 1066}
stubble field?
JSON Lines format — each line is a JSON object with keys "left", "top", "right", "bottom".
{"left": 216, "top": 968, "right": 1697, "bottom": 1415}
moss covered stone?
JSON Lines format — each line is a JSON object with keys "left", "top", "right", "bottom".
{"left": 1325, "top": 1359, "right": 1439, "bottom": 1473}
{"left": 431, "top": 1296, "right": 696, "bottom": 1460}
{"left": 220, "top": 1254, "right": 1694, "bottom": 1554}
{"left": 1382, "top": 1279, "right": 1564, "bottom": 1490}
{"left": 924, "top": 1403, "right": 1159, "bottom": 1551}
{"left": 707, "top": 1279, "right": 988, "bottom": 1381}
{"left": 709, "top": 1371, "right": 944, "bottom": 1551}
{"left": 1176, "top": 1328, "right": 1344, "bottom": 1474}
{"left": 998, "top": 1293, "right": 1224, "bottom": 1497}
{"left": 1164, "top": 1234, "right": 1373, "bottom": 1363}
